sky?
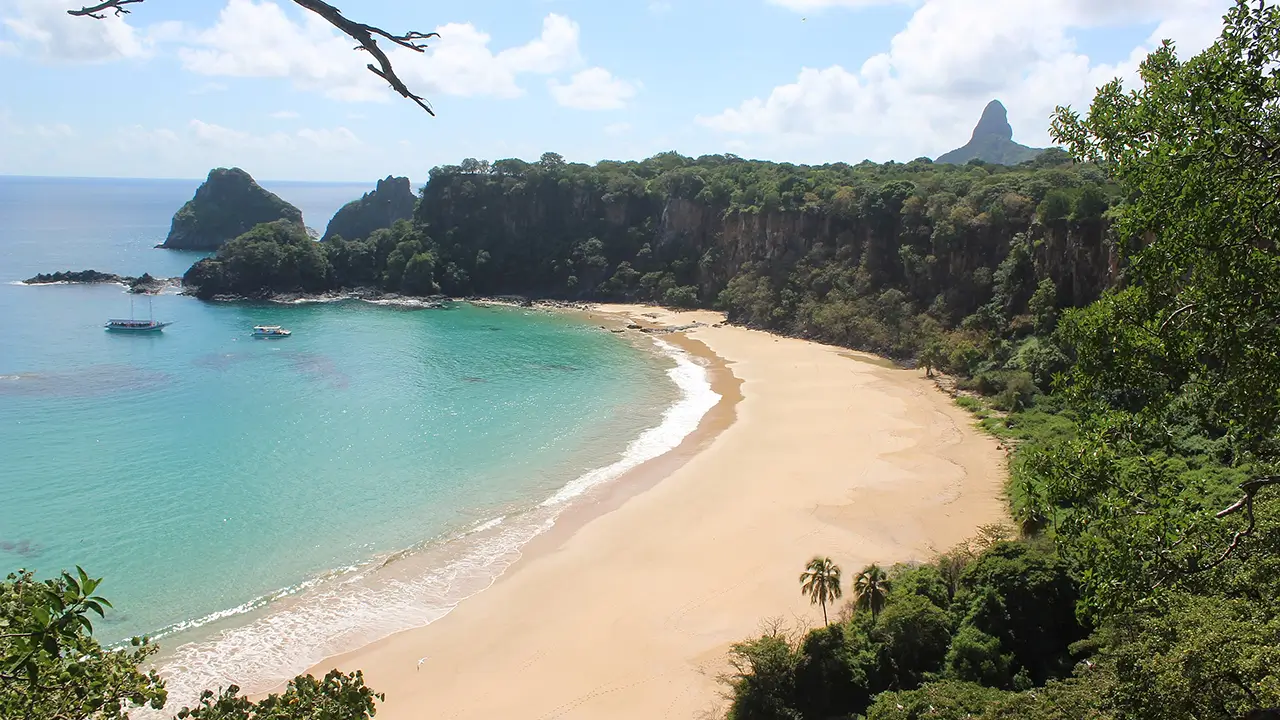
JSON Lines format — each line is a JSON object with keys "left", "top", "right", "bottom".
{"left": 0, "top": 0, "right": 1236, "bottom": 182}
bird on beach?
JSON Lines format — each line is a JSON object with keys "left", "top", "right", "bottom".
{"left": 417, "top": 656, "right": 429, "bottom": 671}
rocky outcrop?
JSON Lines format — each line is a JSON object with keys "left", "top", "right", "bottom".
{"left": 24, "top": 270, "right": 122, "bottom": 285}
{"left": 321, "top": 176, "right": 416, "bottom": 242}
{"left": 24, "top": 270, "right": 180, "bottom": 293}
{"left": 161, "top": 167, "right": 303, "bottom": 250}
{"left": 936, "top": 100, "right": 1046, "bottom": 165}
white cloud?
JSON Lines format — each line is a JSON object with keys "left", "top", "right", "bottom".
{"left": 187, "top": 118, "right": 361, "bottom": 154}
{"left": 698, "top": 0, "right": 1232, "bottom": 161}
{"left": 270, "top": 110, "right": 300, "bottom": 119}
{"left": 1, "top": 0, "right": 150, "bottom": 62}
{"left": 549, "top": 67, "right": 638, "bottom": 110}
{"left": 0, "top": 110, "right": 73, "bottom": 139}
{"left": 177, "top": 0, "right": 584, "bottom": 103}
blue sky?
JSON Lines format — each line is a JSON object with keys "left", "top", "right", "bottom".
{"left": 0, "top": 0, "right": 1233, "bottom": 182}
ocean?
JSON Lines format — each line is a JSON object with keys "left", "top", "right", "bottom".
{"left": 0, "top": 176, "right": 718, "bottom": 707}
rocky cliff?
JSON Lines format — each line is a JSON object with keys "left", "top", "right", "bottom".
{"left": 321, "top": 176, "right": 416, "bottom": 242}
{"left": 161, "top": 168, "right": 303, "bottom": 250}
{"left": 414, "top": 154, "right": 1117, "bottom": 332}
{"left": 937, "top": 100, "right": 1046, "bottom": 165}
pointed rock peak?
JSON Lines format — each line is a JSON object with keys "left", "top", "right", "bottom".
{"left": 374, "top": 175, "right": 411, "bottom": 195}
{"left": 972, "top": 99, "right": 1013, "bottom": 142}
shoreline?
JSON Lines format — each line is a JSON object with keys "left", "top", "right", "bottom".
{"left": 292, "top": 304, "right": 1008, "bottom": 719}
{"left": 146, "top": 315, "right": 723, "bottom": 712}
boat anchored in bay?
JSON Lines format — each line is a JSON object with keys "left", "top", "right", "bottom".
{"left": 106, "top": 296, "right": 171, "bottom": 333}
{"left": 252, "top": 325, "right": 292, "bottom": 339}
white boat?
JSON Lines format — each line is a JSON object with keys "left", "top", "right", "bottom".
{"left": 105, "top": 318, "right": 171, "bottom": 333}
{"left": 106, "top": 297, "right": 170, "bottom": 333}
{"left": 252, "top": 325, "right": 292, "bottom": 338}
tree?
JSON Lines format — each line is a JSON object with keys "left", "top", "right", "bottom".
{"left": 2, "top": 568, "right": 382, "bottom": 720}
{"left": 723, "top": 627, "right": 803, "bottom": 720}
{"left": 854, "top": 564, "right": 891, "bottom": 619}
{"left": 919, "top": 341, "right": 944, "bottom": 378}
{"left": 174, "top": 670, "right": 382, "bottom": 720}
{"left": 799, "top": 556, "right": 843, "bottom": 625}
{"left": 1045, "top": 0, "right": 1280, "bottom": 615}
{"left": 873, "top": 594, "right": 951, "bottom": 688}
{"left": 1, "top": 569, "right": 166, "bottom": 720}
{"left": 69, "top": 1, "right": 441, "bottom": 114}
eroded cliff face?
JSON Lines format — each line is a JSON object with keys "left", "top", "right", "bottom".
{"left": 162, "top": 168, "right": 303, "bottom": 251}
{"left": 417, "top": 171, "right": 1116, "bottom": 310}
{"left": 321, "top": 176, "right": 416, "bottom": 242}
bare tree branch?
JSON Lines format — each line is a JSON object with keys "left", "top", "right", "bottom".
{"left": 67, "top": 0, "right": 143, "bottom": 18}
{"left": 1205, "top": 475, "right": 1280, "bottom": 567}
{"left": 69, "top": 0, "right": 438, "bottom": 115}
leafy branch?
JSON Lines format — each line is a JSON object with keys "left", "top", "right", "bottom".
{"left": 69, "top": 0, "right": 439, "bottom": 114}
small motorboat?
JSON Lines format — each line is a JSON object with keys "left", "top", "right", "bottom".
{"left": 252, "top": 325, "right": 292, "bottom": 339}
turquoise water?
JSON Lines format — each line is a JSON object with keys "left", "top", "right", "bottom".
{"left": 0, "top": 177, "right": 715, "bottom": 705}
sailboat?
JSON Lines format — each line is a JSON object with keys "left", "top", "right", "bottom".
{"left": 105, "top": 295, "right": 171, "bottom": 333}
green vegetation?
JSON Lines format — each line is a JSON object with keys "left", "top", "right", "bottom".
{"left": 852, "top": 564, "right": 890, "bottom": 619}
{"left": 723, "top": 2, "right": 1280, "bottom": 718}
{"left": 0, "top": 569, "right": 381, "bottom": 720}
{"left": 183, "top": 144, "right": 1111, "bottom": 375}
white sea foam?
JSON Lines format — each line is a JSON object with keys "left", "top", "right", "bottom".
{"left": 142, "top": 337, "right": 720, "bottom": 715}
{"left": 541, "top": 339, "right": 720, "bottom": 506}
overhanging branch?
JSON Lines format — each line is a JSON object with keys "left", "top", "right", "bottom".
{"left": 67, "top": 0, "right": 143, "bottom": 17}
{"left": 1206, "top": 474, "right": 1280, "bottom": 567}
{"left": 69, "top": 0, "right": 438, "bottom": 114}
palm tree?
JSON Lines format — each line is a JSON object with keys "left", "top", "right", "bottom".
{"left": 799, "top": 556, "right": 843, "bottom": 625}
{"left": 854, "top": 564, "right": 891, "bottom": 619}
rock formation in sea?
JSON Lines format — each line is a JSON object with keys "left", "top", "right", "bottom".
{"left": 321, "top": 176, "right": 417, "bottom": 242}
{"left": 936, "top": 100, "right": 1046, "bottom": 165}
{"left": 23, "top": 270, "right": 122, "bottom": 285}
{"left": 24, "top": 270, "right": 181, "bottom": 293}
{"left": 161, "top": 167, "right": 304, "bottom": 250}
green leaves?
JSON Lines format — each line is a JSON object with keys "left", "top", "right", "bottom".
{"left": 3, "top": 568, "right": 383, "bottom": 720}
{"left": 1, "top": 569, "right": 167, "bottom": 720}
{"left": 175, "top": 669, "right": 382, "bottom": 720}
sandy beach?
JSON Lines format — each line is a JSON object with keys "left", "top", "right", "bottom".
{"left": 307, "top": 305, "right": 1008, "bottom": 719}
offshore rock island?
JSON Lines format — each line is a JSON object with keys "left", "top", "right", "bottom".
{"left": 160, "top": 167, "right": 304, "bottom": 251}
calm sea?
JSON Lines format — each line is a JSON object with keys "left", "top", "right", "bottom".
{"left": 0, "top": 176, "right": 717, "bottom": 707}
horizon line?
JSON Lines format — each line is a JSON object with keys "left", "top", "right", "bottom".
{"left": 0, "top": 173, "right": 382, "bottom": 185}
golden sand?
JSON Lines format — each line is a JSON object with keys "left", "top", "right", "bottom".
{"left": 307, "top": 305, "right": 1007, "bottom": 719}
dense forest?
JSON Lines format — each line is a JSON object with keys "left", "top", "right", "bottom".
{"left": 11, "top": 1, "right": 1279, "bottom": 719}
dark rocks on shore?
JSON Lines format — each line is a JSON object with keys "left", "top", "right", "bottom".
{"left": 161, "top": 167, "right": 305, "bottom": 251}
{"left": 23, "top": 270, "right": 180, "bottom": 294}
{"left": 639, "top": 322, "right": 706, "bottom": 334}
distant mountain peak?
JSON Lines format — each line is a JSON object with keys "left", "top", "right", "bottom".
{"left": 936, "top": 99, "right": 1044, "bottom": 166}
{"left": 972, "top": 100, "right": 1014, "bottom": 142}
